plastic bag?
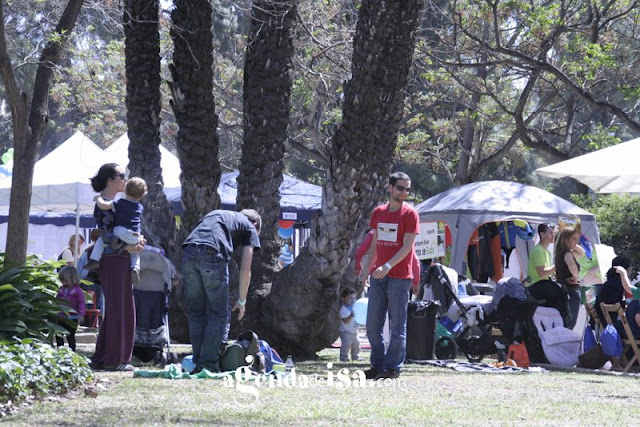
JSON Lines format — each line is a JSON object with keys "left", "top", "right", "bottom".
{"left": 583, "top": 325, "right": 597, "bottom": 353}
{"left": 600, "top": 324, "right": 623, "bottom": 357}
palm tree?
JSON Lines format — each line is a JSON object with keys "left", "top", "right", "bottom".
{"left": 236, "top": 0, "right": 297, "bottom": 328}
{"left": 168, "top": 0, "right": 221, "bottom": 235}
{"left": 259, "top": 0, "right": 424, "bottom": 356}
{"left": 123, "top": 0, "right": 175, "bottom": 254}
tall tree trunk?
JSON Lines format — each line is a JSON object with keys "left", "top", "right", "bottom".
{"left": 168, "top": 0, "right": 221, "bottom": 236}
{"left": 235, "top": 0, "right": 297, "bottom": 334}
{"left": 123, "top": 0, "right": 176, "bottom": 256}
{"left": 0, "top": 0, "right": 84, "bottom": 265}
{"left": 260, "top": 0, "right": 423, "bottom": 357}
{"left": 168, "top": 0, "right": 221, "bottom": 342}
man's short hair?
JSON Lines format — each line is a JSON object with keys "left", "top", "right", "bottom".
{"left": 240, "top": 209, "right": 262, "bottom": 234}
{"left": 537, "top": 222, "right": 555, "bottom": 236}
{"left": 125, "top": 177, "right": 148, "bottom": 199}
{"left": 389, "top": 172, "right": 411, "bottom": 186}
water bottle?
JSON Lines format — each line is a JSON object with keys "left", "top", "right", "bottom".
{"left": 452, "top": 319, "right": 464, "bottom": 334}
{"left": 284, "top": 355, "right": 294, "bottom": 375}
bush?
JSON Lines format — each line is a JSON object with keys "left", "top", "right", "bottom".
{"left": 0, "top": 338, "right": 92, "bottom": 406}
{"left": 0, "top": 254, "right": 69, "bottom": 343}
{"left": 572, "top": 193, "right": 640, "bottom": 277}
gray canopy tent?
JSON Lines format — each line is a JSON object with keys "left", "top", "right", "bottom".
{"left": 415, "top": 180, "right": 601, "bottom": 274}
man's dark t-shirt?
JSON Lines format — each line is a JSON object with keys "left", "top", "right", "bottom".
{"left": 183, "top": 210, "right": 261, "bottom": 261}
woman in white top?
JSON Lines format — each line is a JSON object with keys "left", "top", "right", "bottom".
{"left": 59, "top": 234, "right": 85, "bottom": 266}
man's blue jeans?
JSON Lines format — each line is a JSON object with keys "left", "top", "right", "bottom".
{"left": 367, "top": 276, "right": 411, "bottom": 372}
{"left": 182, "top": 245, "right": 230, "bottom": 372}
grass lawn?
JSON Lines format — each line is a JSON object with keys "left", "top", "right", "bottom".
{"left": 3, "top": 343, "right": 640, "bottom": 426}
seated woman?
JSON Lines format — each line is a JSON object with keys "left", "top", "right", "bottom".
{"left": 626, "top": 299, "right": 640, "bottom": 339}
{"left": 59, "top": 234, "right": 85, "bottom": 267}
{"left": 595, "top": 255, "right": 633, "bottom": 327}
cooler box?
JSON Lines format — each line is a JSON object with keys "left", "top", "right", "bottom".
{"left": 406, "top": 300, "right": 439, "bottom": 361}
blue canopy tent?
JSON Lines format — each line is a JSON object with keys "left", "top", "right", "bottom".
{"left": 1, "top": 168, "right": 321, "bottom": 260}
{"left": 169, "top": 171, "right": 322, "bottom": 223}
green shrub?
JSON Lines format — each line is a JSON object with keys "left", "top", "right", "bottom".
{"left": 0, "top": 254, "right": 69, "bottom": 343}
{"left": 572, "top": 193, "right": 640, "bottom": 277}
{"left": 0, "top": 338, "right": 92, "bottom": 405}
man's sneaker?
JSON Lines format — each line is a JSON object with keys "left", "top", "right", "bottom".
{"left": 131, "top": 269, "right": 140, "bottom": 285}
{"left": 364, "top": 368, "right": 381, "bottom": 379}
{"left": 375, "top": 368, "right": 400, "bottom": 380}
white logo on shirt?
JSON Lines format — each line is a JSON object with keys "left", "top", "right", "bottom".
{"left": 377, "top": 222, "right": 398, "bottom": 243}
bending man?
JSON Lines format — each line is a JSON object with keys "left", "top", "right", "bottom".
{"left": 182, "top": 209, "right": 261, "bottom": 374}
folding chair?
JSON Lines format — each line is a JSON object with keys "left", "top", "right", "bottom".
{"left": 600, "top": 302, "right": 640, "bottom": 373}
{"left": 84, "top": 291, "right": 101, "bottom": 328}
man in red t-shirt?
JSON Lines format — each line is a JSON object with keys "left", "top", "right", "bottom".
{"left": 361, "top": 172, "right": 420, "bottom": 380}
{"left": 355, "top": 229, "right": 421, "bottom": 293}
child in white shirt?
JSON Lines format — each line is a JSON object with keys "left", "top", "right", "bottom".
{"left": 339, "top": 287, "right": 361, "bottom": 362}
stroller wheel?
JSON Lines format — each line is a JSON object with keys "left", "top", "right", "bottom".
{"left": 435, "top": 336, "right": 458, "bottom": 360}
{"left": 155, "top": 351, "right": 168, "bottom": 367}
{"left": 461, "top": 335, "right": 487, "bottom": 363}
{"left": 168, "top": 352, "right": 179, "bottom": 364}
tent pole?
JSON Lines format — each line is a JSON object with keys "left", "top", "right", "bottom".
{"left": 74, "top": 203, "right": 80, "bottom": 267}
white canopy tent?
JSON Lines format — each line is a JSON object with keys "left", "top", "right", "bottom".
{"left": 0, "top": 131, "right": 105, "bottom": 261}
{"left": 104, "top": 133, "right": 182, "bottom": 200}
{"left": 0, "top": 131, "right": 105, "bottom": 215}
{"left": 535, "top": 137, "right": 640, "bottom": 193}
{"left": 415, "top": 180, "right": 601, "bottom": 275}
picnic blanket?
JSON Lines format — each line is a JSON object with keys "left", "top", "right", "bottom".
{"left": 419, "top": 359, "right": 546, "bottom": 374}
{"left": 133, "top": 364, "right": 235, "bottom": 379}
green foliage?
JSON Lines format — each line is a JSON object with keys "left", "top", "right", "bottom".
{"left": 571, "top": 194, "right": 640, "bottom": 276}
{"left": 581, "top": 124, "right": 621, "bottom": 150}
{"left": 0, "top": 338, "right": 92, "bottom": 405}
{"left": 0, "top": 255, "right": 68, "bottom": 343}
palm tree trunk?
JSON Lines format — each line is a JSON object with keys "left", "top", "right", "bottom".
{"left": 168, "top": 0, "right": 221, "bottom": 236}
{"left": 123, "top": 0, "right": 176, "bottom": 256}
{"left": 235, "top": 0, "right": 297, "bottom": 333}
{"left": 261, "top": 0, "right": 423, "bottom": 357}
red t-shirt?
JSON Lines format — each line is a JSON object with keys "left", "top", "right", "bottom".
{"left": 370, "top": 203, "right": 420, "bottom": 279}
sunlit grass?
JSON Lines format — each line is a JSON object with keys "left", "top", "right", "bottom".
{"left": 4, "top": 346, "right": 640, "bottom": 425}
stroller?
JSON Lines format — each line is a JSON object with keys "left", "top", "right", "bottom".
{"left": 422, "top": 264, "right": 538, "bottom": 362}
{"left": 133, "top": 249, "right": 178, "bottom": 366}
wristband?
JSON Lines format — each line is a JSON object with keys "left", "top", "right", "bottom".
{"left": 384, "top": 262, "right": 392, "bottom": 270}
{"left": 237, "top": 299, "right": 246, "bottom": 306}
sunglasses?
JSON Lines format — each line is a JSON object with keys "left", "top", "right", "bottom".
{"left": 394, "top": 185, "right": 411, "bottom": 193}
{"left": 114, "top": 173, "right": 126, "bottom": 180}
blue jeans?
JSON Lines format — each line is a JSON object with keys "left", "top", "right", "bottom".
{"left": 567, "top": 287, "right": 581, "bottom": 329}
{"left": 367, "top": 276, "right": 411, "bottom": 372}
{"left": 182, "top": 245, "right": 230, "bottom": 372}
